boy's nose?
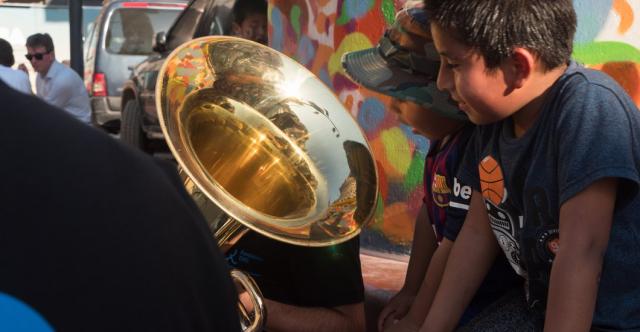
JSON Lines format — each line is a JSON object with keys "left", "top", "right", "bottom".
{"left": 436, "top": 63, "right": 452, "bottom": 92}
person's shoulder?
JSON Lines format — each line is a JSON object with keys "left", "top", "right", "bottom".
{"left": 537, "top": 62, "right": 639, "bottom": 122}
{"left": 50, "top": 64, "right": 84, "bottom": 91}
{"left": 0, "top": 65, "right": 11, "bottom": 76}
{"left": 557, "top": 63, "right": 630, "bottom": 102}
{"left": 0, "top": 65, "right": 27, "bottom": 80}
{"left": 16, "top": 69, "right": 30, "bottom": 84}
{"left": 0, "top": 81, "right": 184, "bottom": 209}
{"left": 18, "top": 68, "right": 29, "bottom": 79}
{"left": 16, "top": 70, "right": 32, "bottom": 94}
{"left": 55, "top": 62, "right": 83, "bottom": 82}
{"left": 544, "top": 63, "right": 640, "bottom": 142}
{"left": 0, "top": 83, "right": 241, "bottom": 331}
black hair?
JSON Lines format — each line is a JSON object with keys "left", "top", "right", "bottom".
{"left": 424, "top": 0, "right": 576, "bottom": 71}
{"left": 26, "top": 33, "right": 55, "bottom": 53}
{"left": 0, "top": 38, "right": 15, "bottom": 67}
{"left": 232, "top": 0, "right": 267, "bottom": 24}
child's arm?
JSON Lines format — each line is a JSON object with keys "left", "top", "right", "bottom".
{"left": 379, "top": 204, "right": 438, "bottom": 331}
{"left": 420, "top": 191, "right": 498, "bottom": 332}
{"left": 544, "top": 178, "right": 617, "bottom": 331}
{"left": 402, "top": 238, "right": 453, "bottom": 326}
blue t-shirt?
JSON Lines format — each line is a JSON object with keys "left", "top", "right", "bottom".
{"left": 459, "top": 61, "right": 640, "bottom": 329}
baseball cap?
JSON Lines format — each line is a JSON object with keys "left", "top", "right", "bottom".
{"left": 341, "top": 4, "right": 467, "bottom": 120}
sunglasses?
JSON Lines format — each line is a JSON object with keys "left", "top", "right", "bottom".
{"left": 25, "top": 51, "right": 51, "bottom": 61}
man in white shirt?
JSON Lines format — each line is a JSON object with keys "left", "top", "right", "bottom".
{"left": 26, "top": 33, "right": 91, "bottom": 124}
{"left": 0, "top": 38, "right": 32, "bottom": 94}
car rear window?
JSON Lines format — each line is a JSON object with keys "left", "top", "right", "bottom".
{"left": 105, "top": 5, "right": 184, "bottom": 55}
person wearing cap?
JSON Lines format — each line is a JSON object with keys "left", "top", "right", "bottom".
{"left": 342, "top": 3, "right": 520, "bottom": 332}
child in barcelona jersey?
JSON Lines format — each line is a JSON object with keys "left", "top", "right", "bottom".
{"left": 342, "top": 3, "right": 520, "bottom": 331}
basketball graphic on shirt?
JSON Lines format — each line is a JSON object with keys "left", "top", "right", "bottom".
{"left": 479, "top": 156, "right": 505, "bottom": 205}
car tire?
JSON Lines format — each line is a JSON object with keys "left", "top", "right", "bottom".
{"left": 120, "top": 100, "right": 149, "bottom": 153}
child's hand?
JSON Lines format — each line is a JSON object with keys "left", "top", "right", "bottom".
{"left": 382, "top": 316, "right": 420, "bottom": 332}
{"left": 378, "top": 289, "right": 416, "bottom": 331}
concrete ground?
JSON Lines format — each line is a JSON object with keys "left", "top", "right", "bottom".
{"left": 361, "top": 251, "right": 408, "bottom": 332}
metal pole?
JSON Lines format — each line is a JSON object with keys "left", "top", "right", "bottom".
{"left": 69, "top": 0, "right": 83, "bottom": 76}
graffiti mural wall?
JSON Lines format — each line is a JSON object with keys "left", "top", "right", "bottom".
{"left": 268, "top": 0, "right": 640, "bottom": 255}
{"left": 574, "top": 0, "right": 640, "bottom": 104}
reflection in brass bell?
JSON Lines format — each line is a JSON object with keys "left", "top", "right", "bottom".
{"left": 157, "top": 36, "right": 378, "bottom": 246}
{"left": 156, "top": 36, "right": 378, "bottom": 331}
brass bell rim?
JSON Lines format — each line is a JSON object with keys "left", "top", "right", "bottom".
{"left": 156, "top": 35, "right": 379, "bottom": 247}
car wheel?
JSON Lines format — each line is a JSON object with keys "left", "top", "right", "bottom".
{"left": 120, "top": 100, "right": 149, "bottom": 153}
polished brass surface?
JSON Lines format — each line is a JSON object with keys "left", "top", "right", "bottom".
{"left": 185, "top": 94, "right": 316, "bottom": 219}
{"left": 157, "top": 36, "right": 378, "bottom": 246}
{"left": 158, "top": 35, "right": 378, "bottom": 332}
{"left": 231, "top": 269, "right": 265, "bottom": 332}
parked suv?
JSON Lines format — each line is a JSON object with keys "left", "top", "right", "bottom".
{"left": 83, "top": 0, "right": 187, "bottom": 132}
{"left": 119, "top": 0, "right": 234, "bottom": 153}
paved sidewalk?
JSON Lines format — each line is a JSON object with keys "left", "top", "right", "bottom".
{"left": 361, "top": 251, "right": 408, "bottom": 332}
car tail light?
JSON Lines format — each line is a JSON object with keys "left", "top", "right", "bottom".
{"left": 122, "top": 2, "right": 186, "bottom": 8}
{"left": 92, "top": 73, "right": 107, "bottom": 97}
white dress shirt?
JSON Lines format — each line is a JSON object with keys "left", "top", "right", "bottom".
{"left": 36, "top": 60, "right": 91, "bottom": 124}
{"left": 0, "top": 65, "right": 32, "bottom": 95}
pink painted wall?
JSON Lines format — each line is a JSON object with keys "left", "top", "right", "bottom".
{"left": 268, "top": 0, "right": 640, "bottom": 255}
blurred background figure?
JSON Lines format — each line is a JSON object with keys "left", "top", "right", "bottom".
{"left": 230, "top": 0, "right": 267, "bottom": 45}
{"left": 0, "top": 38, "right": 32, "bottom": 94}
{"left": 26, "top": 33, "right": 91, "bottom": 124}
{"left": 119, "top": 11, "right": 154, "bottom": 54}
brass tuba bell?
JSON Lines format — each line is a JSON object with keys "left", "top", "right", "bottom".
{"left": 156, "top": 36, "right": 378, "bottom": 331}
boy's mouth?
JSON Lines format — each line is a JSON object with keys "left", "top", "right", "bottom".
{"left": 449, "top": 96, "right": 465, "bottom": 110}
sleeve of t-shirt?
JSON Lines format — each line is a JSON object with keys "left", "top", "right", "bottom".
{"left": 443, "top": 133, "right": 477, "bottom": 241}
{"left": 556, "top": 74, "right": 640, "bottom": 205}
{"left": 457, "top": 128, "right": 482, "bottom": 192}
{"left": 442, "top": 175, "right": 472, "bottom": 241}
{"left": 19, "top": 72, "right": 32, "bottom": 95}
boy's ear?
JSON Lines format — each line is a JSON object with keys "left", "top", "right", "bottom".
{"left": 509, "top": 47, "right": 535, "bottom": 89}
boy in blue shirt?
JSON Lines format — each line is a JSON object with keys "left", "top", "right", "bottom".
{"left": 422, "top": 0, "right": 640, "bottom": 330}
{"left": 342, "top": 3, "right": 519, "bottom": 331}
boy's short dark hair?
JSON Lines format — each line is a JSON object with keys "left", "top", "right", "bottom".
{"left": 0, "top": 38, "right": 15, "bottom": 67}
{"left": 424, "top": 0, "right": 576, "bottom": 71}
{"left": 232, "top": 0, "right": 267, "bottom": 24}
{"left": 26, "top": 33, "right": 55, "bottom": 53}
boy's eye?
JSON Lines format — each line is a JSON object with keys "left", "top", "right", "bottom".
{"left": 445, "top": 63, "right": 459, "bottom": 69}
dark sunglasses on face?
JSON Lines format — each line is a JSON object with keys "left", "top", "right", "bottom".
{"left": 25, "top": 51, "right": 50, "bottom": 61}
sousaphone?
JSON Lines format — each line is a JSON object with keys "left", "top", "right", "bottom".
{"left": 156, "top": 36, "right": 378, "bottom": 331}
